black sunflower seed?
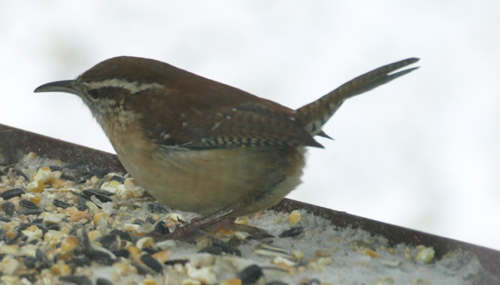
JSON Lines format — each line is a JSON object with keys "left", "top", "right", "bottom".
{"left": 0, "top": 188, "right": 24, "bottom": 199}
{"left": 89, "top": 166, "right": 108, "bottom": 178}
{"left": 66, "top": 256, "right": 91, "bottom": 268}
{"left": 109, "top": 175, "right": 125, "bottom": 183}
{"left": 279, "top": 226, "right": 304, "bottom": 238}
{"left": 82, "top": 189, "right": 113, "bottom": 203}
{"left": 238, "top": 264, "right": 264, "bottom": 285}
{"left": 164, "top": 259, "right": 188, "bottom": 266}
{"left": 97, "top": 234, "right": 119, "bottom": 250}
{"left": 96, "top": 278, "right": 115, "bottom": 285}
{"left": 132, "top": 261, "right": 155, "bottom": 275}
{"left": 113, "top": 248, "right": 130, "bottom": 258}
{"left": 206, "top": 239, "right": 241, "bottom": 256}
{"left": 59, "top": 275, "right": 92, "bottom": 285}
{"left": 19, "top": 199, "right": 39, "bottom": 209}
{"left": 200, "top": 245, "right": 222, "bottom": 255}
{"left": 147, "top": 201, "right": 168, "bottom": 213}
{"left": 132, "top": 219, "right": 145, "bottom": 225}
{"left": 52, "top": 199, "right": 72, "bottom": 209}
{"left": 82, "top": 248, "right": 114, "bottom": 265}
{"left": 154, "top": 221, "right": 169, "bottom": 235}
{"left": 305, "top": 278, "right": 322, "bottom": 285}
{"left": 141, "top": 253, "right": 163, "bottom": 273}
{"left": 20, "top": 273, "right": 37, "bottom": 283}
{"left": 2, "top": 201, "right": 15, "bottom": 217}
{"left": 267, "top": 281, "right": 290, "bottom": 285}
{"left": 143, "top": 247, "right": 160, "bottom": 255}
{"left": 76, "top": 196, "right": 88, "bottom": 211}
{"left": 18, "top": 208, "right": 42, "bottom": 215}
{"left": 23, "top": 256, "right": 38, "bottom": 269}
{"left": 110, "top": 229, "right": 133, "bottom": 242}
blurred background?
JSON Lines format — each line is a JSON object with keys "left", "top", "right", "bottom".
{"left": 2, "top": 1, "right": 500, "bottom": 250}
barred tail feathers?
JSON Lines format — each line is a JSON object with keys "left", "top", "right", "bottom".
{"left": 297, "top": 58, "right": 419, "bottom": 136}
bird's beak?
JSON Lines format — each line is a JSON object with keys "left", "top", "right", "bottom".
{"left": 34, "top": 80, "right": 80, "bottom": 96}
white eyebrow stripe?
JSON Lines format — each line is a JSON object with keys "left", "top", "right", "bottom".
{"left": 86, "top": 79, "right": 164, "bottom": 94}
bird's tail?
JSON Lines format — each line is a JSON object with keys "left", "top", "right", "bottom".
{"left": 296, "top": 58, "right": 419, "bottom": 137}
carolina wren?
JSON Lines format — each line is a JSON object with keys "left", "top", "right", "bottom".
{"left": 35, "top": 57, "right": 418, "bottom": 221}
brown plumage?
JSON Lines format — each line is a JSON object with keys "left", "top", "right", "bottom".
{"left": 35, "top": 56, "right": 418, "bottom": 223}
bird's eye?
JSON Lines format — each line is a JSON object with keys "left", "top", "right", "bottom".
{"left": 87, "top": 89, "right": 99, "bottom": 100}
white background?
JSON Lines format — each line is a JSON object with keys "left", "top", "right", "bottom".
{"left": 2, "top": 1, "right": 500, "bottom": 250}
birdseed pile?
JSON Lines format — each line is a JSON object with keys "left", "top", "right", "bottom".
{"left": 0, "top": 153, "right": 490, "bottom": 284}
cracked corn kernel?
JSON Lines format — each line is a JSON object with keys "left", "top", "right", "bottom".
{"left": 27, "top": 152, "right": 37, "bottom": 160}
{"left": 27, "top": 180, "right": 44, "bottom": 193}
{"left": 216, "top": 227, "right": 235, "bottom": 237}
{"left": 152, "top": 250, "right": 170, "bottom": 263}
{"left": 292, "top": 250, "right": 305, "bottom": 261}
{"left": 315, "top": 249, "right": 331, "bottom": 257}
{"left": 93, "top": 212, "right": 109, "bottom": 226}
{"left": 1, "top": 276, "right": 20, "bottom": 284}
{"left": 42, "top": 212, "right": 63, "bottom": 224}
{"left": 195, "top": 236, "right": 212, "bottom": 251}
{"left": 186, "top": 263, "right": 217, "bottom": 284}
{"left": 0, "top": 245, "right": 19, "bottom": 255}
{"left": 364, "top": 248, "right": 379, "bottom": 258}
{"left": 181, "top": 279, "right": 202, "bottom": 285}
{"left": 0, "top": 256, "right": 20, "bottom": 275}
{"left": 124, "top": 178, "right": 146, "bottom": 197}
{"left": 51, "top": 264, "right": 72, "bottom": 276}
{"left": 22, "top": 225, "right": 43, "bottom": 242}
{"left": 221, "top": 278, "right": 242, "bottom": 285}
{"left": 272, "top": 256, "right": 297, "bottom": 272}
{"left": 69, "top": 210, "right": 90, "bottom": 223}
{"left": 29, "top": 195, "right": 41, "bottom": 204}
{"left": 33, "top": 166, "right": 61, "bottom": 183}
{"left": 414, "top": 246, "right": 435, "bottom": 264}
{"left": 375, "top": 277, "right": 395, "bottom": 285}
{"left": 88, "top": 230, "right": 103, "bottom": 242}
{"left": 100, "top": 180, "right": 122, "bottom": 193}
{"left": 113, "top": 262, "right": 129, "bottom": 276}
{"left": 136, "top": 237, "right": 154, "bottom": 250}
{"left": 234, "top": 217, "right": 248, "bottom": 225}
{"left": 127, "top": 245, "right": 141, "bottom": 258}
{"left": 289, "top": 210, "right": 301, "bottom": 224}
{"left": 45, "top": 230, "right": 66, "bottom": 248}
{"left": 141, "top": 277, "right": 157, "bottom": 285}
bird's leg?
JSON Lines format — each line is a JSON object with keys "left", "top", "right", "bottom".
{"left": 151, "top": 206, "right": 270, "bottom": 241}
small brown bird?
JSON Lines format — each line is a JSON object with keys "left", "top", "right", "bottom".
{"left": 35, "top": 56, "right": 418, "bottom": 232}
